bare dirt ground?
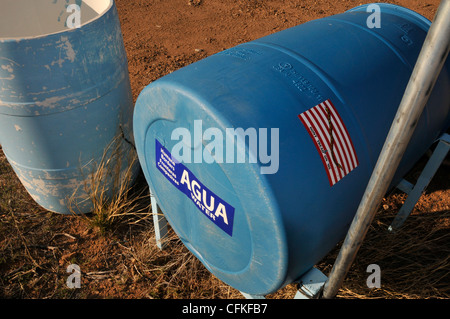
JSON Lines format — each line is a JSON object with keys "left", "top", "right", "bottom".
{"left": 0, "top": 0, "right": 449, "bottom": 299}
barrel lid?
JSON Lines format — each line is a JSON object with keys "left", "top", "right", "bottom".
{"left": 134, "top": 80, "right": 289, "bottom": 295}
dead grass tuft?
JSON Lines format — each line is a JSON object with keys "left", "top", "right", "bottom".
{"left": 67, "top": 133, "right": 148, "bottom": 234}
{"left": 317, "top": 191, "right": 450, "bottom": 299}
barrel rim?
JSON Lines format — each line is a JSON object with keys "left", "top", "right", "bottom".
{"left": 346, "top": 2, "right": 432, "bottom": 31}
{"left": 0, "top": 0, "right": 114, "bottom": 41}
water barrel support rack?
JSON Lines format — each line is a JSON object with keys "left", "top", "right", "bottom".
{"left": 149, "top": 128, "right": 450, "bottom": 299}
{"left": 135, "top": 0, "right": 450, "bottom": 299}
{"left": 150, "top": 188, "right": 169, "bottom": 250}
{"left": 149, "top": 192, "right": 330, "bottom": 299}
{"left": 146, "top": 0, "right": 450, "bottom": 299}
{"left": 389, "top": 132, "right": 450, "bottom": 231}
{"left": 322, "top": 0, "right": 450, "bottom": 299}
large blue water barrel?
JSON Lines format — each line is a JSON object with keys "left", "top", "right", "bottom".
{"left": 0, "top": 0, "right": 137, "bottom": 214}
{"left": 134, "top": 4, "right": 450, "bottom": 295}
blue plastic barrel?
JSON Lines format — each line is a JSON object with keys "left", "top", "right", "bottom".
{"left": 0, "top": 0, "right": 137, "bottom": 214}
{"left": 134, "top": 4, "right": 450, "bottom": 295}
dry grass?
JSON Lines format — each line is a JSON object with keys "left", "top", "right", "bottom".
{"left": 67, "top": 133, "right": 149, "bottom": 233}
{"left": 113, "top": 157, "right": 450, "bottom": 299}
{"left": 1, "top": 139, "right": 449, "bottom": 299}
{"left": 119, "top": 227, "right": 244, "bottom": 299}
{"left": 317, "top": 190, "right": 450, "bottom": 299}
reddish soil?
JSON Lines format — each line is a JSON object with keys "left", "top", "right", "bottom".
{"left": 118, "top": 0, "right": 442, "bottom": 101}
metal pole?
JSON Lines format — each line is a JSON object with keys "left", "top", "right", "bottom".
{"left": 322, "top": 0, "right": 450, "bottom": 299}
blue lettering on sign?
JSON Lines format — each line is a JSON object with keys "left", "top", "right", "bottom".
{"left": 155, "top": 139, "right": 235, "bottom": 236}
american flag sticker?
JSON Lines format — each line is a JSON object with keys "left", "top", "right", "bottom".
{"left": 298, "top": 99, "right": 359, "bottom": 186}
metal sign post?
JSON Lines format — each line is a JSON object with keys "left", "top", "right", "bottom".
{"left": 322, "top": 0, "right": 450, "bottom": 299}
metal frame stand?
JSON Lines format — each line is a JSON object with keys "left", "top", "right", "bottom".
{"left": 148, "top": 134, "right": 449, "bottom": 296}
{"left": 150, "top": 189, "right": 169, "bottom": 250}
{"left": 389, "top": 133, "right": 450, "bottom": 231}
{"left": 149, "top": 134, "right": 449, "bottom": 297}
{"left": 149, "top": 132, "right": 449, "bottom": 297}
{"left": 241, "top": 267, "right": 328, "bottom": 299}
{"left": 147, "top": 0, "right": 449, "bottom": 299}
{"left": 150, "top": 191, "right": 330, "bottom": 299}
{"left": 242, "top": 132, "right": 448, "bottom": 299}
{"left": 322, "top": 0, "right": 450, "bottom": 299}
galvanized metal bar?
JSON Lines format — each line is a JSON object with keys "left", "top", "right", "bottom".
{"left": 240, "top": 267, "right": 328, "bottom": 299}
{"left": 150, "top": 189, "right": 169, "bottom": 250}
{"left": 240, "top": 292, "right": 266, "bottom": 299}
{"left": 294, "top": 267, "right": 328, "bottom": 299}
{"left": 389, "top": 133, "right": 450, "bottom": 231}
{"left": 396, "top": 178, "right": 414, "bottom": 194}
{"left": 322, "top": 0, "right": 450, "bottom": 299}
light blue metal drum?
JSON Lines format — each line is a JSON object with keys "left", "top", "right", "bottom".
{"left": 0, "top": 0, "right": 137, "bottom": 214}
{"left": 133, "top": 4, "right": 450, "bottom": 295}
